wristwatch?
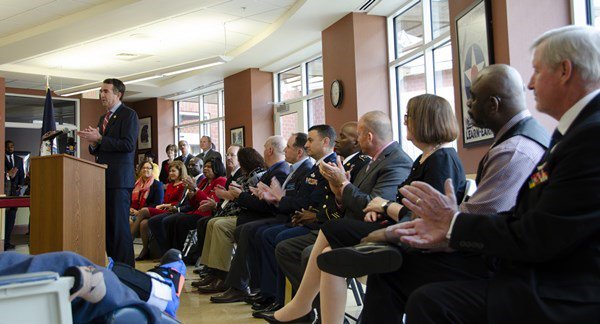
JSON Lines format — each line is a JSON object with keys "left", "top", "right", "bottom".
{"left": 381, "top": 200, "right": 393, "bottom": 215}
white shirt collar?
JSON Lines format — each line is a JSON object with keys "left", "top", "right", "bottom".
{"left": 342, "top": 151, "right": 359, "bottom": 165}
{"left": 109, "top": 101, "right": 121, "bottom": 114}
{"left": 316, "top": 152, "right": 335, "bottom": 166}
{"left": 557, "top": 89, "right": 600, "bottom": 135}
{"left": 290, "top": 157, "right": 309, "bottom": 171}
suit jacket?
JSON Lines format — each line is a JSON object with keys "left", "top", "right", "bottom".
{"left": 175, "top": 153, "right": 193, "bottom": 166}
{"left": 345, "top": 151, "right": 371, "bottom": 183}
{"left": 236, "top": 160, "right": 290, "bottom": 225}
{"left": 451, "top": 93, "right": 600, "bottom": 323}
{"left": 341, "top": 142, "right": 412, "bottom": 220}
{"left": 197, "top": 149, "right": 222, "bottom": 164}
{"left": 5, "top": 154, "right": 25, "bottom": 196}
{"left": 278, "top": 155, "right": 335, "bottom": 216}
{"left": 89, "top": 104, "right": 138, "bottom": 189}
{"left": 144, "top": 179, "right": 164, "bottom": 208}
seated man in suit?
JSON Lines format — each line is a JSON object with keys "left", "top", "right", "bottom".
{"left": 195, "top": 136, "right": 290, "bottom": 293}
{"left": 317, "top": 64, "right": 550, "bottom": 323}
{"left": 387, "top": 26, "right": 600, "bottom": 324}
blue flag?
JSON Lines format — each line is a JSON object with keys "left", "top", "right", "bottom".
{"left": 41, "top": 88, "right": 56, "bottom": 137}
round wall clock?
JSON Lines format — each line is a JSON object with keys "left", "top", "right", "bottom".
{"left": 330, "top": 79, "right": 343, "bottom": 108}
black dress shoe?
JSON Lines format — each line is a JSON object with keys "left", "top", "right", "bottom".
{"left": 252, "top": 301, "right": 283, "bottom": 318}
{"left": 316, "top": 242, "right": 403, "bottom": 278}
{"left": 262, "top": 309, "right": 317, "bottom": 323}
{"left": 4, "top": 243, "right": 15, "bottom": 251}
{"left": 192, "top": 266, "right": 206, "bottom": 275}
{"left": 210, "top": 287, "right": 250, "bottom": 303}
{"left": 197, "top": 278, "right": 227, "bottom": 293}
{"left": 252, "top": 296, "right": 276, "bottom": 310}
{"left": 191, "top": 274, "right": 216, "bottom": 288}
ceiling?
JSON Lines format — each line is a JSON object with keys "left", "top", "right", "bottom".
{"left": 0, "top": 0, "right": 402, "bottom": 101}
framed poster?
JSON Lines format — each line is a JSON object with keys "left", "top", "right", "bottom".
{"left": 138, "top": 117, "right": 152, "bottom": 149}
{"left": 456, "top": 0, "right": 495, "bottom": 146}
{"left": 230, "top": 126, "right": 245, "bottom": 146}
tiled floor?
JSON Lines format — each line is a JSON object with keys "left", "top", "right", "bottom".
{"left": 10, "top": 234, "right": 363, "bottom": 323}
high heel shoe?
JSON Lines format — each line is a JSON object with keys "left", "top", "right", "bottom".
{"left": 262, "top": 309, "right": 317, "bottom": 323}
{"left": 135, "top": 248, "right": 150, "bottom": 261}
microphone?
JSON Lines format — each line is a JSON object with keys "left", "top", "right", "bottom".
{"left": 42, "top": 128, "right": 70, "bottom": 141}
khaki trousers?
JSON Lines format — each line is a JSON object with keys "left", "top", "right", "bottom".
{"left": 200, "top": 216, "right": 236, "bottom": 271}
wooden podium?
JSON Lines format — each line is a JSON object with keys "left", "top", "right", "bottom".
{"left": 30, "top": 154, "right": 107, "bottom": 264}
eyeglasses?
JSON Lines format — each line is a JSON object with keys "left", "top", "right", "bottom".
{"left": 226, "top": 154, "right": 237, "bottom": 157}
{"left": 403, "top": 114, "right": 410, "bottom": 124}
{"left": 141, "top": 167, "right": 153, "bottom": 170}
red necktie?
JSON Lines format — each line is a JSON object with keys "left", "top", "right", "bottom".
{"left": 102, "top": 111, "right": 112, "bottom": 133}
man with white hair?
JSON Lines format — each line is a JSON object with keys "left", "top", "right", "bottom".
{"left": 396, "top": 25, "right": 600, "bottom": 323}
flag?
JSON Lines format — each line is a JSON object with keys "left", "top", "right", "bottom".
{"left": 41, "top": 88, "right": 56, "bottom": 136}
{"left": 40, "top": 88, "right": 57, "bottom": 156}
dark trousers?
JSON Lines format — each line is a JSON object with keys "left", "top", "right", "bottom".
{"left": 274, "top": 231, "right": 318, "bottom": 291}
{"left": 195, "top": 216, "right": 213, "bottom": 257}
{"left": 168, "top": 213, "right": 201, "bottom": 251}
{"left": 260, "top": 224, "right": 310, "bottom": 303}
{"left": 106, "top": 188, "right": 134, "bottom": 266}
{"left": 361, "top": 248, "right": 490, "bottom": 323}
{"left": 148, "top": 212, "right": 177, "bottom": 254}
{"left": 225, "top": 218, "right": 283, "bottom": 291}
{"left": 4, "top": 207, "right": 17, "bottom": 247}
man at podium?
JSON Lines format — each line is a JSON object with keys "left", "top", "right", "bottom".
{"left": 77, "top": 78, "right": 139, "bottom": 266}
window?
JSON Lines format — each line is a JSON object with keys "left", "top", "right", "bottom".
{"left": 274, "top": 57, "right": 325, "bottom": 136}
{"left": 388, "top": 0, "right": 453, "bottom": 160}
{"left": 571, "top": 0, "right": 600, "bottom": 26}
{"left": 175, "top": 90, "right": 225, "bottom": 157}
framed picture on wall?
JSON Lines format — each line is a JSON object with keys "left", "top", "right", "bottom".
{"left": 137, "top": 153, "right": 146, "bottom": 165}
{"left": 456, "top": 0, "right": 495, "bottom": 146}
{"left": 230, "top": 126, "right": 245, "bottom": 146}
{"left": 138, "top": 117, "right": 152, "bottom": 149}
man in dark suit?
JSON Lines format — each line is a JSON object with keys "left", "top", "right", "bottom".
{"left": 4, "top": 140, "right": 24, "bottom": 250}
{"left": 394, "top": 26, "right": 600, "bottom": 323}
{"left": 78, "top": 78, "right": 138, "bottom": 266}
{"left": 197, "top": 136, "right": 222, "bottom": 164}
{"left": 175, "top": 140, "right": 193, "bottom": 166}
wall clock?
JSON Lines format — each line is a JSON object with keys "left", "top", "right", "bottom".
{"left": 330, "top": 79, "right": 343, "bottom": 108}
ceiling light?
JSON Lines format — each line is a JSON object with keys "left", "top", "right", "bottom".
{"left": 55, "top": 55, "right": 231, "bottom": 96}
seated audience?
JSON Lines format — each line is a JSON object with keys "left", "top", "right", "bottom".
{"left": 141, "top": 151, "right": 160, "bottom": 180}
{"left": 130, "top": 161, "right": 164, "bottom": 236}
{"left": 376, "top": 25, "right": 600, "bottom": 324}
{"left": 159, "top": 144, "right": 177, "bottom": 184}
{"left": 268, "top": 94, "right": 466, "bottom": 323}
{"left": 135, "top": 160, "right": 187, "bottom": 260}
{"left": 315, "top": 64, "right": 551, "bottom": 323}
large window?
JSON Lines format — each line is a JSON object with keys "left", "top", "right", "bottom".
{"left": 175, "top": 90, "right": 225, "bottom": 157}
{"left": 274, "top": 57, "right": 324, "bottom": 138}
{"left": 571, "top": 0, "right": 600, "bottom": 26}
{"left": 389, "top": 0, "right": 452, "bottom": 160}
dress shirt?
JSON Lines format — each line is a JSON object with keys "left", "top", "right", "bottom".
{"left": 342, "top": 151, "right": 359, "bottom": 165}
{"left": 281, "top": 157, "right": 309, "bottom": 190}
{"left": 447, "top": 111, "right": 549, "bottom": 239}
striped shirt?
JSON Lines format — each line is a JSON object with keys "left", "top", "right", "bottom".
{"left": 460, "top": 110, "right": 547, "bottom": 214}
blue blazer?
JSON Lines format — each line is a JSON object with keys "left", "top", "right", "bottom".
{"left": 144, "top": 180, "right": 164, "bottom": 207}
{"left": 5, "top": 154, "right": 25, "bottom": 196}
{"left": 89, "top": 104, "right": 139, "bottom": 189}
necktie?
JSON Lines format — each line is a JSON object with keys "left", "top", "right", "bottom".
{"left": 549, "top": 129, "right": 563, "bottom": 148}
{"left": 102, "top": 111, "right": 112, "bottom": 133}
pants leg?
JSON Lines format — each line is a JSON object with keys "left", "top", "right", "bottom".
{"left": 172, "top": 214, "right": 200, "bottom": 251}
{"left": 248, "top": 224, "right": 272, "bottom": 289}
{"left": 106, "top": 188, "right": 134, "bottom": 266}
{"left": 405, "top": 280, "right": 487, "bottom": 324}
{"left": 147, "top": 213, "right": 172, "bottom": 254}
{"left": 4, "top": 207, "right": 17, "bottom": 247}
{"left": 361, "top": 249, "right": 490, "bottom": 323}
{"left": 162, "top": 213, "right": 181, "bottom": 252}
{"left": 0, "top": 251, "right": 161, "bottom": 323}
{"left": 274, "top": 231, "right": 318, "bottom": 291}
{"left": 194, "top": 216, "right": 213, "bottom": 257}
{"left": 200, "top": 217, "right": 219, "bottom": 266}
{"left": 260, "top": 225, "right": 310, "bottom": 303}
{"left": 225, "top": 218, "right": 279, "bottom": 291}
{"left": 206, "top": 217, "right": 237, "bottom": 271}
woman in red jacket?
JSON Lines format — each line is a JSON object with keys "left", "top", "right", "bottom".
{"left": 167, "top": 157, "right": 228, "bottom": 251}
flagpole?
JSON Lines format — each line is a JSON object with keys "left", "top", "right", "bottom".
{"left": 45, "top": 75, "right": 50, "bottom": 90}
